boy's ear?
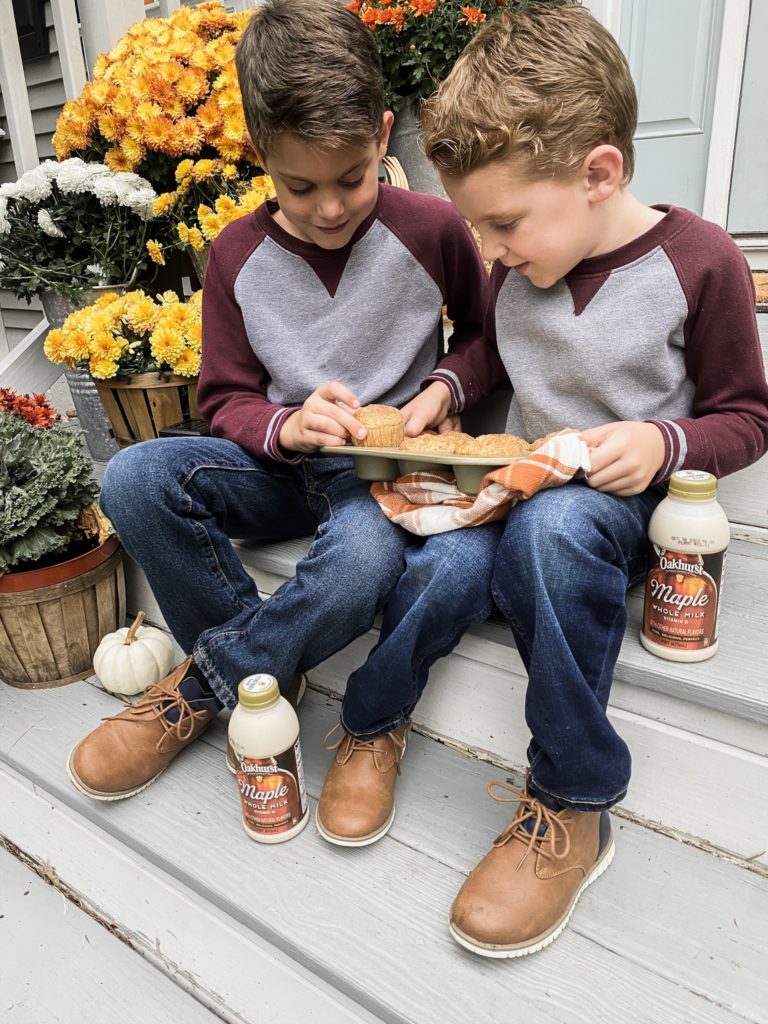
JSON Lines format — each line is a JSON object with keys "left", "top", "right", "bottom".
{"left": 378, "top": 111, "right": 395, "bottom": 157}
{"left": 244, "top": 128, "right": 267, "bottom": 169}
{"left": 582, "top": 145, "right": 624, "bottom": 203}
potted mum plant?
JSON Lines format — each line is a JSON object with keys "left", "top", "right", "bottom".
{"left": 51, "top": 1, "right": 258, "bottom": 193}
{"left": 0, "top": 157, "right": 156, "bottom": 308}
{"left": 44, "top": 288, "right": 203, "bottom": 447}
{"left": 0, "top": 389, "right": 125, "bottom": 689}
{"left": 146, "top": 158, "right": 275, "bottom": 282}
{"left": 348, "top": 0, "right": 573, "bottom": 193}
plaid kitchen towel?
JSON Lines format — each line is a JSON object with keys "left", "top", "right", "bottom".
{"left": 370, "top": 430, "right": 592, "bottom": 536}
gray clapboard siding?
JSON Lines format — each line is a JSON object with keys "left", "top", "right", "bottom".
{"left": 0, "top": 683, "right": 766, "bottom": 1024}
{"left": 0, "top": 4, "right": 65, "bottom": 182}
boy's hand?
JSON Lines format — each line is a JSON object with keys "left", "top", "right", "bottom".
{"left": 279, "top": 382, "right": 365, "bottom": 453}
{"left": 579, "top": 421, "right": 665, "bottom": 496}
{"left": 401, "top": 381, "right": 453, "bottom": 437}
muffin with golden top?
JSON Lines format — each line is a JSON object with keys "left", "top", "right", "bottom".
{"left": 454, "top": 433, "right": 532, "bottom": 457}
{"left": 351, "top": 404, "right": 405, "bottom": 448}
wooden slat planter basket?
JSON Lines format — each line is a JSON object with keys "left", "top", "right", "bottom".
{"left": 0, "top": 536, "right": 125, "bottom": 689}
{"left": 94, "top": 374, "right": 199, "bottom": 448}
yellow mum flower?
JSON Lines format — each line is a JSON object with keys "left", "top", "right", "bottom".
{"left": 177, "top": 223, "right": 191, "bottom": 245}
{"left": 104, "top": 146, "right": 133, "bottom": 173}
{"left": 185, "top": 320, "right": 202, "bottom": 350}
{"left": 223, "top": 164, "right": 238, "bottom": 179}
{"left": 214, "top": 195, "right": 237, "bottom": 216}
{"left": 89, "top": 358, "right": 120, "bottom": 380}
{"left": 152, "top": 193, "right": 177, "bottom": 217}
{"left": 187, "top": 290, "right": 203, "bottom": 311}
{"left": 186, "top": 227, "right": 206, "bottom": 251}
{"left": 200, "top": 213, "right": 225, "bottom": 240}
{"left": 150, "top": 325, "right": 185, "bottom": 366}
{"left": 175, "top": 159, "right": 194, "bottom": 184}
{"left": 91, "top": 331, "right": 125, "bottom": 362}
{"left": 124, "top": 294, "right": 159, "bottom": 332}
{"left": 121, "top": 137, "right": 145, "bottom": 167}
{"left": 157, "top": 290, "right": 182, "bottom": 306}
{"left": 44, "top": 329, "right": 67, "bottom": 364}
{"left": 62, "top": 328, "right": 92, "bottom": 362}
{"left": 98, "top": 112, "right": 124, "bottom": 142}
{"left": 192, "top": 159, "right": 216, "bottom": 181}
{"left": 171, "top": 348, "right": 202, "bottom": 378}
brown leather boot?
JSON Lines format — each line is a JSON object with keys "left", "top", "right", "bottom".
{"left": 68, "top": 657, "right": 218, "bottom": 801}
{"left": 450, "top": 780, "right": 614, "bottom": 958}
{"left": 225, "top": 672, "right": 307, "bottom": 773}
{"left": 316, "top": 722, "right": 411, "bottom": 847}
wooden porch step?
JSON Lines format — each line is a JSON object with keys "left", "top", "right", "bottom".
{"left": 1, "top": 680, "right": 766, "bottom": 1024}
{"left": 120, "top": 528, "right": 768, "bottom": 870}
{"left": 0, "top": 845, "right": 223, "bottom": 1024}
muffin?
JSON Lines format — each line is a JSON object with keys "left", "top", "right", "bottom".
{"left": 351, "top": 404, "right": 405, "bottom": 448}
{"left": 454, "top": 433, "right": 531, "bottom": 457}
{"left": 400, "top": 431, "right": 466, "bottom": 454}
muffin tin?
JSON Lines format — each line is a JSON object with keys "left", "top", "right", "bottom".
{"left": 319, "top": 444, "right": 525, "bottom": 495}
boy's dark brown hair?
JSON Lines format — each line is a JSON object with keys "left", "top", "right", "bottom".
{"left": 421, "top": 4, "right": 637, "bottom": 184}
{"left": 236, "top": 0, "right": 385, "bottom": 157}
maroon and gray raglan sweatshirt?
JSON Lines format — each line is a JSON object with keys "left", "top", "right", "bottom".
{"left": 488, "top": 205, "right": 768, "bottom": 479}
{"left": 198, "top": 183, "right": 500, "bottom": 461}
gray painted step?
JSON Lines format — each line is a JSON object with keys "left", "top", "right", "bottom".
{"left": 234, "top": 532, "right": 768, "bottom": 725}
{"left": 0, "top": 845, "right": 224, "bottom": 1024}
{"left": 1, "top": 681, "right": 766, "bottom": 1024}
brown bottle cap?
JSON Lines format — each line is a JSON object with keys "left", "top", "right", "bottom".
{"left": 238, "top": 673, "right": 279, "bottom": 709}
{"left": 668, "top": 470, "right": 717, "bottom": 501}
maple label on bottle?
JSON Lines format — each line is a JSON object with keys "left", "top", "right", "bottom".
{"left": 236, "top": 740, "right": 307, "bottom": 836}
{"left": 642, "top": 546, "right": 726, "bottom": 651}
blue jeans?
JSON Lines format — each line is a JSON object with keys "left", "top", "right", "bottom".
{"left": 100, "top": 438, "right": 410, "bottom": 709}
{"left": 491, "top": 481, "right": 665, "bottom": 811}
{"left": 340, "top": 520, "right": 505, "bottom": 737}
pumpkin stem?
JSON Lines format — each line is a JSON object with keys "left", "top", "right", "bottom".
{"left": 124, "top": 610, "right": 146, "bottom": 644}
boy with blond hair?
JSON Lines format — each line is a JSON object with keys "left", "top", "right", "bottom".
{"left": 67, "top": 0, "right": 503, "bottom": 815}
{"left": 410, "top": 4, "right": 768, "bottom": 957}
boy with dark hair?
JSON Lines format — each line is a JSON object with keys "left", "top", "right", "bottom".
{"left": 393, "top": 2, "right": 767, "bottom": 957}
{"left": 67, "top": 0, "right": 501, "bottom": 819}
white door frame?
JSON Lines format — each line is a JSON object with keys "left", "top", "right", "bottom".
{"left": 585, "top": 0, "right": 750, "bottom": 229}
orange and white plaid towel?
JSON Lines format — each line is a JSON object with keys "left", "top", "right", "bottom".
{"left": 370, "top": 430, "right": 592, "bottom": 536}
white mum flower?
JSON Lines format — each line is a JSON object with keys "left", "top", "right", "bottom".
{"left": 17, "top": 168, "right": 52, "bottom": 203}
{"left": 38, "top": 208, "right": 65, "bottom": 238}
{"left": 91, "top": 176, "right": 121, "bottom": 205}
{"left": 0, "top": 181, "right": 21, "bottom": 200}
{"left": 0, "top": 198, "right": 10, "bottom": 235}
{"left": 55, "top": 159, "right": 108, "bottom": 194}
{"left": 123, "top": 186, "right": 157, "bottom": 218}
{"left": 86, "top": 263, "right": 105, "bottom": 278}
{"left": 38, "top": 160, "right": 61, "bottom": 180}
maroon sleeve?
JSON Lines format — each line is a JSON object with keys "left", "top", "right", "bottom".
{"left": 197, "top": 223, "right": 301, "bottom": 464}
{"left": 652, "top": 222, "right": 768, "bottom": 479}
{"left": 379, "top": 188, "right": 508, "bottom": 411}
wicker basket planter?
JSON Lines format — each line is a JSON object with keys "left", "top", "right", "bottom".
{"left": 0, "top": 535, "right": 125, "bottom": 689}
{"left": 94, "top": 374, "right": 199, "bottom": 448}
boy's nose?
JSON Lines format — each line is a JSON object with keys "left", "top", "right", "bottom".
{"left": 316, "top": 194, "right": 345, "bottom": 222}
{"left": 480, "top": 236, "right": 506, "bottom": 262}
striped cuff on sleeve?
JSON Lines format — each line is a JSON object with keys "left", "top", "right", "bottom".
{"left": 264, "top": 407, "right": 304, "bottom": 464}
{"left": 424, "top": 369, "right": 465, "bottom": 414}
{"left": 648, "top": 419, "right": 687, "bottom": 482}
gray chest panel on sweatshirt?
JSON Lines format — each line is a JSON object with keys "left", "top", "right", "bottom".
{"left": 233, "top": 221, "right": 443, "bottom": 409}
{"left": 497, "top": 245, "right": 696, "bottom": 440}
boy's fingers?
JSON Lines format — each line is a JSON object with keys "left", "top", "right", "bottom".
{"left": 318, "top": 380, "right": 360, "bottom": 408}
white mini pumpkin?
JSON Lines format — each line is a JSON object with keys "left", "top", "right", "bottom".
{"left": 93, "top": 611, "right": 175, "bottom": 696}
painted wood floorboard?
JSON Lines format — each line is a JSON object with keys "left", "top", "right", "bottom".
{"left": 1, "top": 681, "right": 766, "bottom": 1023}
{"left": 0, "top": 845, "right": 224, "bottom": 1024}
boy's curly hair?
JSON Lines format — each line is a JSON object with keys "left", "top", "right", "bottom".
{"left": 236, "top": 0, "right": 385, "bottom": 158}
{"left": 421, "top": 4, "right": 637, "bottom": 184}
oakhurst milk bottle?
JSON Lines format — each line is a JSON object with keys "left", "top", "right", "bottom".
{"left": 229, "top": 674, "right": 309, "bottom": 843}
{"left": 641, "top": 471, "right": 730, "bottom": 662}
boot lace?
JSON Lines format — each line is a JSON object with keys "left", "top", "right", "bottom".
{"left": 488, "top": 778, "right": 571, "bottom": 871}
{"left": 322, "top": 723, "right": 408, "bottom": 774}
{"left": 104, "top": 681, "right": 207, "bottom": 746}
